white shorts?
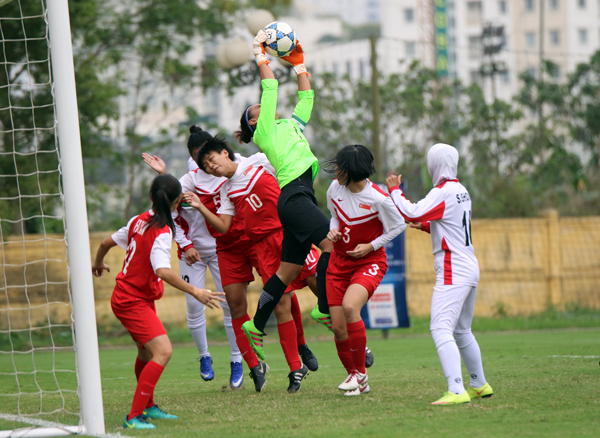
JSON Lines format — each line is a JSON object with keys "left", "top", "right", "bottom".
{"left": 178, "top": 253, "right": 227, "bottom": 316}
{"left": 430, "top": 284, "right": 477, "bottom": 333}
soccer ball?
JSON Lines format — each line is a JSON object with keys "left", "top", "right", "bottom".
{"left": 263, "top": 21, "right": 297, "bottom": 58}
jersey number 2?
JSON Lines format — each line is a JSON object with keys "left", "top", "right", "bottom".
{"left": 122, "top": 238, "right": 137, "bottom": 275}
{"left": 462, "top": 210, "right": 472, "bottom": 246}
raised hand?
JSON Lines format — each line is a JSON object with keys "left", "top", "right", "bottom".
{"left": 385, "top": 174, "right": 401, "bottom": 190}
{"left": 282, "top": 42, "right": 309, "bottom": 76}
{"left": 253, "top": 29, "right": 269, "bottom": 66}
{"left": 142, "top": 153, "right": 167, "bottom": 175}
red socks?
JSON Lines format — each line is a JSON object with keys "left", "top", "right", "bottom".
{"left": 347, "top": 320, "right": 367, "bottom": 374}
{"left": 128, "top": 361, "right": 164, "bottom": 420}
{"left": 134, "top": 357, "right": 154, "bottom": 408}
{"left": 277, "top": 320, "right": 302, "bottom": 371}
{"left": 232, "top": 314, "right": 259, "bottom": 369}
{"left": 290, "top": 293, "right": 306, "bottom": 346}
{"left": 335, "top": 338, "right": 354, "bottom": 373}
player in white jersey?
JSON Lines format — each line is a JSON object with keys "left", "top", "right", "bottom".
{"left": 143, "top": 126, "right": 244, "bottom": 389}
{"left": 386, "top": 143, "right": 493, "bottom": 405}
{"left": 325, "top": 145, "right": 406, "bottom": 396}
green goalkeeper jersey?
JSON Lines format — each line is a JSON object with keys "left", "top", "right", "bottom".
{"left": 253, "top": 79, "right": 319, "bottom": 189}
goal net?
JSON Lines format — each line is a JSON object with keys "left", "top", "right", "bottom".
{"left": 0, "top": 1, "right": 104, "bottom": 436}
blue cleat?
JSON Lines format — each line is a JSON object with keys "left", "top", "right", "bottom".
{"left": 230, "top": 361, "right": 244, "bottom": 389}
{"left": 123, "top": 414, "right": 156, "bottom": 429}
{"left": 143, "top": 404, "right": 178, "bottom": 420}
{"left": 198, "top": 356, "right": 214, "bottom": 381}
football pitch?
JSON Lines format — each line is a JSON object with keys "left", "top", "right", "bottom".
{"left": 1, "top": 326, "right": 599, "bottom": 437}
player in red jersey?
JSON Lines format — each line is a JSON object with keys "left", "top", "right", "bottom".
{"left": 143, "top": 146, "right": 271, "bottom": 392}
{"left": 92, "top": 174, "right": 224, "bottom": 430}
{"left": 185, "top": 137, "right": 318, "bottom": 393}
{"left": 324, "top": 145, "right": 406, "bottom": 396}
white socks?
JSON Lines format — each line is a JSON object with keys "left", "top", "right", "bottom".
{"left": 432, "top": 329, "right": 464, "bottom": 394}
{"left": 222, "top": 310, "right": 242, "bottom": 363}
{"left": 187, "top": 311, "right": 209, "bottom": 358}
{"left": 455, "top": 330, "right": 487, "bottom": 388}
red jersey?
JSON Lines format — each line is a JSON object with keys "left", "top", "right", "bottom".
{"left": 179, "top": 156, "right": 249, "bottom": 251}
{"left": 111, "top": 211, "right": 173, "bottom": 301}
{"left": 217, "top": 153, "right": 282, "bottom": 242}
{"left": 326, "top": 179, "right": 406, "bottom": 257}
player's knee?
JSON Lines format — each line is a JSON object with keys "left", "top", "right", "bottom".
{"left": 186, "top": 311, "right": 206, "bottom": 328}
{"left": 319, "top": 238, "right": 333, "bottom": 253}
{"left": 453, "top": 330, "right": 474, "bottom": 349}
{"left": 341, "top": 302, "right": 358, "bottom": 321}
{"left": 431, "top": 328, "right": 455, "bottom": 350}
{"left": 332, "top": 324, "right": 347, "bottom": 341}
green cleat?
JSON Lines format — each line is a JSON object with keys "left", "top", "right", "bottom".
{"left": 242, "top": 319, "right": 265, "bottom": 361}
{"left": 310, "top": 306, "right": 333, "bottom": 332}
{"left": 467, "top": 383, "right": 494, "bottom": 399}
{"left": 143, "top": 404, "right": 178, "bottom": 419}
{"left": 123, "top": 414, "right": 156, "bottom": 429}
{"left": 430, "top": 391, "right": 471, "bottom": 405}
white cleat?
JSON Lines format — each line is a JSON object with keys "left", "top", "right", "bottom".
{"left": 338, "top": 371, "right": 359, "bottom": 391}
{"left": 345, "top": 382, "right": 370, "bottom": 396}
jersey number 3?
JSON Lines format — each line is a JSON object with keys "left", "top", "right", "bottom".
{"left": 462, "top": 210, "right": 472, "bottom": 246}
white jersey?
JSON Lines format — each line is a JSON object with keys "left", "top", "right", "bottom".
{"left": 188, "top": 156, "right": 198, "bottom": 172}
{"left": 327, "top": 179, "right": 406, "bottom": 254}
{"left": 389, "top": 180, "right": 479, "bottom": 286}
{"left": 177, "top": 153, "right": 245, "bottom": 255}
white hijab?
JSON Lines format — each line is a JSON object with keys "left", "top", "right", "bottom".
{"left": 426, "top": 143, "right": 459, "bottom": 187}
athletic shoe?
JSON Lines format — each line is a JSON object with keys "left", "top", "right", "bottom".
{"left": 365, "top": 347, "right": 374, "bottom": 368}
{"left": 242, "top": 319, "right": 265, "bottom": 361}
{"left": 249, "top": 361, "right": 269, "bottom": 392}
{"left": 467, "top": 383, "right": 494, "bottom": 399}
{"left": 344, "top": 382, "right": 371, "bottom": 396}
{"left": 198, "top": 356, "right": 214, "bottom": 381}
{"left": 123, "top": 414, "right": 156, "bottom": 430}
{"left": 310, "top": 306, "right": 333, "bottom": 332}
{"left": 298, "top": 344, "right": 319, "bottom": 372}
{"left": 230, "top": 361, "right": 244, "bottom": 389}
{"left": 338, "top": 371, "right": 359, "bottom": 391}
{"left": 287, "top": 364, "right": 309, "bottom": 393}
{"left": 142, "top": 404, "right": 178, "bottom": 420}
{"left": 430, "top": 391, "right": 471, "bottom": 405}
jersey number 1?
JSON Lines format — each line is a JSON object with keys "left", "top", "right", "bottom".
{"left": 462, "top": 210, "right": 472, "bottom": 246}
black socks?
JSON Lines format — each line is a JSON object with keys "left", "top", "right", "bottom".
{"left": 315, "top": 251, "right": 331, "bottom": 314}
{"left": 254, "top": 274, "right": 287, "bottom": 332}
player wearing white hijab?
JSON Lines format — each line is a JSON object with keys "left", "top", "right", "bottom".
{"left": 385, "top": 143, "right": 493, "bottom": 405}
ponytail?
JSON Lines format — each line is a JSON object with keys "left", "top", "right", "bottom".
{"left": 147, "top": 174, "right": 181, "bottom": 234}
{"left": 234, "top": 106, "right": 255, "bottom": 144}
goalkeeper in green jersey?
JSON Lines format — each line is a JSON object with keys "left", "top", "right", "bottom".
{"left": 234, "top": 30, "right": 334, "bottom": 359}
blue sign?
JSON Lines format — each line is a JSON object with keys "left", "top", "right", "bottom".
{"left": 360, "top": 184, "right": 410, "bottom": 329}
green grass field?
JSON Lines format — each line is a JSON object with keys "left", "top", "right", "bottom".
{"left": 1, "top": 318, "right": 600, "bottom": 437}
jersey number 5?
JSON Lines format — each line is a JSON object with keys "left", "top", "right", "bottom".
{"left": 122, "top": 238, "right": 137, "bottom": 275}
{"left": 462, "top": 210, "right": 472, "bottom": 246}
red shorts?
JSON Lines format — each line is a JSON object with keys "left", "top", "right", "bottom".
{"left": 287, "top": 245, "right": 319, "bottom": 292}
{"left": 254, "top": 230, "right": 284, "bottom": 285}
{"left": 111, "top": 285, "right": 167, "bottom": 346}
{"left": 217, "top": 238, "right": 260, "bottom": 288}
{"left": 326, "top": 249, "right": 388, "bottom": 307}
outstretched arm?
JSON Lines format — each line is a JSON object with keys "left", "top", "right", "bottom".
{"left": 142, "top": 153, "right": 167, "bottom": 175}
{"left": 183, "top": 192, "right": 233, "bottom": 234}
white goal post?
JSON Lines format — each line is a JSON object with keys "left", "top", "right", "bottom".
{"left": 0, "top": 0, "right": 104, "bottom": 436}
